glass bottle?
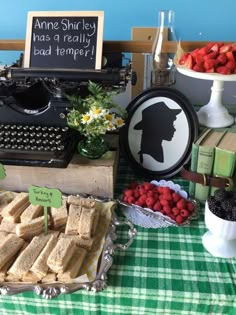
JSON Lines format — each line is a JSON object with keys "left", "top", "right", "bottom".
{"left": 151, "top": 10, "right": 177, "bottom": 87}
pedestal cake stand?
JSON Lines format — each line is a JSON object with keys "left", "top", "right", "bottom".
{"left": 177, "top": 66, "right": 236, "bottom": 128}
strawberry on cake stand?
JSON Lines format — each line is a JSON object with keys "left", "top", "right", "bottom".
{"left": 177, "top": 42, "right": 236, "bottom": 128}
{"left": 177, "top": 66, "right": 236, "bottom": 128}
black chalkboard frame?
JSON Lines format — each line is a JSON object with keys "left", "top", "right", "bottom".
{"left": 24, "top": 11, "right": 104, "bottom": 70}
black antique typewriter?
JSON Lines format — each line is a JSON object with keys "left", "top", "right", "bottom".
{"left": 0, "top": 53, "right": 134, "bottom": 168}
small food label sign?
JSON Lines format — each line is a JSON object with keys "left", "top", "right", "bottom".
{"left": 29, "top": 185, "right": 62, "bottom": 234}
{"left": 24, "top": 11, "right": 104, "bottom": 70}
{"left": 0, "top": 164, "right": 6, "bottom": 180}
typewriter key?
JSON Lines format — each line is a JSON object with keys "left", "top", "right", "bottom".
{"left": 49, "top": 133, "right": 55, "bottom": 138}
{"left": 29, "top": 139, "right": 36, "bottom": 144}
{"left": 44, "top": 146, "right": 51, "bottom": 151}
{"left": 29, "top": 132, "right": 36, "bottom": 138}
{"left": 11, "top": 125, "right": 17, "bottom": 130}
{"left": 35, "top": 126, "right": 42, "bottom": 131}
{"left": 11, "top": 131, "right": 17, "bottom": 137}
{"left": 57, "top": 145, "right": 65, "bottom": 151}
{"left": 17, "top": 145, "right": 24, "bottom": 150}
{"left": 31, "top": 146, "right": 37, "bottom": 151}
{"left": 4, "top": 125, "right": 10, "bottom": 130}
{"left": 24, "top": 145, "right": 31, "bottom": 150}
{"left": 17, "top": 125, "right": 23, "bottom": 130}
{"left": 36, "top": 133, "right": 42, "bottom": 138}
{"left": 62, "top": 127, "right": 69, "bottom": 132}
{"left": 23, "top": 126, "right": 29, "bottom": 130}
{"left": 29, "top": 126, "right": 35, "bottom": 131}
{"left": 5, "top": 144, "right": 11, "bottom": 149}
{"left": 42, "top": 133, "right": 49, "bottom": 138}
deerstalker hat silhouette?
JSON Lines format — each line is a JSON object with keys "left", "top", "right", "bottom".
{"left": 134, "top": 102, "right": 182, "bottom": 130}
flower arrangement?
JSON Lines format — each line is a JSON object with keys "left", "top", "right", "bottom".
{"left": 66, "top": 81, "right": 126, "bottom": 138}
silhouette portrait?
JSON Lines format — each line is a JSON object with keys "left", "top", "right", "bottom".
{"left": 134, "top": 102, "right": 182, "bottom": 163}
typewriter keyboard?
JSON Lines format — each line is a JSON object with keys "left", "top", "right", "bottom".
{"left": 0, "top": 124, "right": 78, "bottom": 168}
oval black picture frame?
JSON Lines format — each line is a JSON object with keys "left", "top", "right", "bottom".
{"left": 120, "top": 86, "right": 199, "bottom": 178}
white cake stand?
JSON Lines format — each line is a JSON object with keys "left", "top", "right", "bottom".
{"left": 177, "top": 66, "right": 236, "bottom": 128}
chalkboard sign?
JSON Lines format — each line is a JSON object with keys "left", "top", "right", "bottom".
{"left": 24, "top": 11, "right": 104, "bottom": 70}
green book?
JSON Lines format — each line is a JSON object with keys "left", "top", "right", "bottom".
{"left": 194, "top": 129, "right": 227, "bottom": 203}
{"left": 188, "top": 128, "right": 211, "bottom": 198}
{"left": 210, "top": 131, "right": 236, "bottom": 195}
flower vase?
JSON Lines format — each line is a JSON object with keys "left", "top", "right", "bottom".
{"left": 77, "top": 136, "right": 108, "bottom": 159}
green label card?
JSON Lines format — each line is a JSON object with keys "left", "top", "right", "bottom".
{"left": 29, "top": 186, "right": 62, "bottom": 208}
{"left": 0, "top": 164, "right": 6, "bottom": 179}
{"left": 29, "top": 186, "right": 62, "bottom": 235}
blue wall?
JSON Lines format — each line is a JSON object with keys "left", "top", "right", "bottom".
{"left": 1, "top": 0, "right": 236, "bottom": 64}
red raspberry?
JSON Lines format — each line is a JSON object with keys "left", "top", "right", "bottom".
{"left": 163, "top": 205, "right": 172, "bottom": 214}
{"left": 129, "top": 182, "right": 138, "bottom": 189}
{"left": 157, "top": 186, "right": 164, "bottom": 194}
{"left": 168, "top": 213, "right": 176, "bottom": 221}
{"left": 137, "top": 184, "right": 145, "bottom": 190}
{"left": 138, "top": 194, "right": 147, "bottom": 206}
{"left": 139, "top": 188, "right": 147, "bottom": 195}
{"left": 153, "top": 201, "right": 161, "bottom": 211}
{"left": 162, "top": 187, "right": 171, "bottom": 194}
{"left": 176, "top": 198, "right": 187, "bottom": 210}
{"left": 160, "top": 199, "right": 169, "bottom": 206}
{"left": 146, "top": 197, "right": 155, "bottom": 208}
{"left": 172, "top": 192, "right": 181, "bottom": 203}
{"left": 162, "top": 193, "right": 173, "bottom": 201}
{"left": 187, "top": 202, "right": 195, "bottom": 212}
{"left": 153, "top": 193, "right": 159, "bottom": 201}
{"left": 127, "top": 196, "right": 135, "bottom": 204}
{"left": 180, "top": 209, "right": 190, "bottom": 218}
{"left": 134, "top": 190, "right": 140, "bottom": 199}
{"left": 135, "top": 201, "right": 143, "bottom": 207}
{"left": 175, "top": 215, "right": 185, "bottom": 224}
{"left": 124, "top": 189, "right": 133, "bottom": 197}
{"left": 171, "top": 207, "right": 180, "bottom": 216}
{"left": 143, "top": 182, "right": 153, "bottom": 191}
{"left": 123, "top": 196, "right": 129, "bottom": 203}
{"left": 147, "top": 190, "right": 154, "bottom": 197}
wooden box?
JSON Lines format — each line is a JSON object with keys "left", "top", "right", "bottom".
{"left": 0, "top": 135, "right": 120, "bottom": 198}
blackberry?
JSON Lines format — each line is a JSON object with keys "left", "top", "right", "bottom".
{"left": 207, "top": 196, "right": 219, "bottom": 211}
{"left": 211, "top": 205, "right": 224, "bottom": 219}
{"left": 214, "top": 188, "right": 228, "bottom": 202}
{"left": 231, "top": 207, "right": 236, "bottom": 221}
{"left": 221, "top": 198, "right": 235, "bottom": 211}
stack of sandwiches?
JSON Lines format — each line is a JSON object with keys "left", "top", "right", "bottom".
{"left": 0, "top": 193, "right": 102, "bottom": 283}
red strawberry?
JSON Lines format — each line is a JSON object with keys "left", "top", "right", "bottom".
{"left": 197, "top": 46, "right": 210, "bottom": 56}
{"left": 211, "top": 42, "right": 224, "bottom": 52}
{"left": 226, "top": 51, "right": 235, "bottom": 63}
{"left": 216, "top": 66, "right": 231, "bottom": 74}
{"left": 219, "top": 44, "right": 232, "bottom": 54}
{"left": 180, "top": 209, "right": 190, "bottom": 218}
{"left": 225, "top": 61, "right": 236, "bottom": 72}
{"left": 206, "top": 67, "right": 215, "bottom": 73}
{"left": 182, "top": 54, "right": 193, "bottom": 69}
{"left": 206, "top": 42, "right": 217, "bottom": 50}
{"left": 216, "top": 53, "right": 227, "bottom": 65}
{"left": 175, "top": 215, "right": 185, "bottom": 224}
{"left": 204, "top": 59, "right": 217, "bottom": 70}
{"left": 195, "top": 54, "right": 204, "bottom": 64}
{"left": 203, "top": 51, "right": 218, "bottom": 60}
{"left": 178, "top": 52, "right": 189, "bottom": 65}
{"left": 193, "top": 63, "right": 205, "bottom": 72}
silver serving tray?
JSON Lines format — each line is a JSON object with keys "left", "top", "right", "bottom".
{"left": 0, "top": 197, "right": 137, "bottom": 299}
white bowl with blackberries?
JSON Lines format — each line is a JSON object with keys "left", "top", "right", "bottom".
{"left": 202, "top": 188, "right": 236, "bottom": 258}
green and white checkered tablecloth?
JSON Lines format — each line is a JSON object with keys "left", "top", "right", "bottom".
{"left": 0, "top": 158, "right": 236, "bottom": 315}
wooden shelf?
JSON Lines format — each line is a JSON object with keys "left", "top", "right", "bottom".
{"left": 0, "top": 39, "right": 232, "bottom": 53}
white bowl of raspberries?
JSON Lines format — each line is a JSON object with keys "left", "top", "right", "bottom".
{"left": 119, "top": 180, "right": 197, "bottom": 228}
{"left": 202, "top": 188, "right": 236, "bottom": 258}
